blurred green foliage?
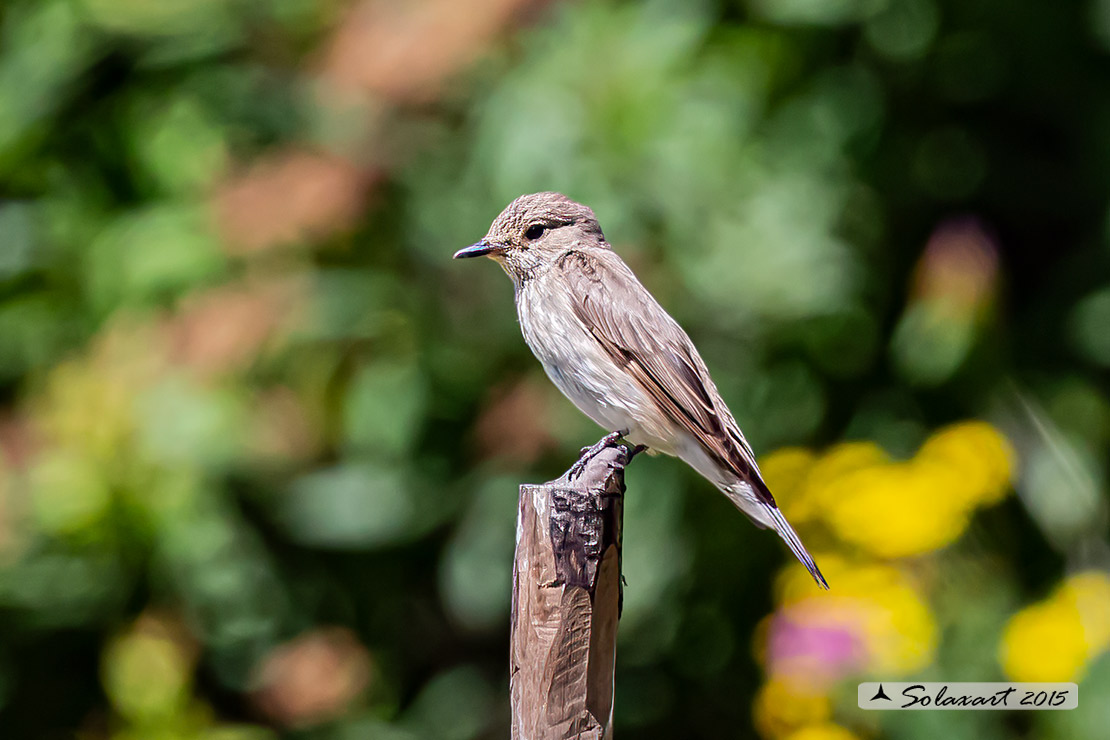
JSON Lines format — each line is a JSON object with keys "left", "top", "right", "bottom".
{"left": 0, "top": 0, "right": 1108, "bottom": 738}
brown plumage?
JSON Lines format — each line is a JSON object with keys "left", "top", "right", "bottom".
{"left": 455, "top": 192, "right": 827, "bottom": 588}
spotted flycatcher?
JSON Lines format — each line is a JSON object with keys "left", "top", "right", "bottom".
{"left": 455, "top": 192, "right": 827, "bottom": 588}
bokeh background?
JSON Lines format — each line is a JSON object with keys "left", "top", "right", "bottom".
{"left": 1, "top": 0, "right": 1109, "bottom": 738}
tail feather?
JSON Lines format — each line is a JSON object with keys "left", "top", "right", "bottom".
{"left": 764, "top": 504, "right": 829, "bottom": 590}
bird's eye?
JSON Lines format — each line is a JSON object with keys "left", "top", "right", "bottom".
{"left": 524, "top": 224, "right": 546, "bottom": 240}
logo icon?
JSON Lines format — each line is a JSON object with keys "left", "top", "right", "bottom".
{"left": 870, "top": 684, "right": 892, "bottom": 702}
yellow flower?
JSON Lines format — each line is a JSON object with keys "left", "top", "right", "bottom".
{"left": 858, "top": 570, "right": 938, "bottom": 675}
{"left": 822, "top": 461, "right": 971, "bottom": 558}
{"left": 753, "top": 677, "right": 831, "bottom": 739}
{"left": 917, "top": 421, "right": 1014, "bottom": 506}
{"left": 1000, "top": 599, "right": 1088, "bottom": 682}
{"left": 760, "top": 448, "right": 819, "bottom": 522}
{"left": 767, "top": 557, "right": 937, "bottom": 681}
{"left": 759, "top": 442, "right": 889, "bottom": 524}
{"left": 1000, "top": 571, "right": 1110, "bottom": 682}
{"left": 1059, "top": 572, "right": 1110, "bottom": 650}
{"left": 775, "top": 553, "right": 853, "bottom": 607}
{"left": 784, "top": 723, "right": 863, "bottom": 740}
{"left": 801, "top": 442, "right": 890, "bottom": 516}
{"left": 770, "top": 421, "right": 1016, "bottom": 559}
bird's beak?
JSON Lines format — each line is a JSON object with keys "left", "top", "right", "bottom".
{"left": 453, "top": 241, "right": 495, "bottom": 259}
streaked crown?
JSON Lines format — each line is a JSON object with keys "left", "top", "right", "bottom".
{"left": 484, "top": 192, "right": 605, "bottom": 247}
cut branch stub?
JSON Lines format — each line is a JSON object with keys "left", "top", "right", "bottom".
{"left": 510, "top": 443, "right": 628, "bottom": 740}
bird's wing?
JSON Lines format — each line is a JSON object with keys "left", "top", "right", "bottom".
{"left": 556, "top": 249, "right": 774, "bottom": 506}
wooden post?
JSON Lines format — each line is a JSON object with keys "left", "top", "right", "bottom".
{"left": 510, "top": 442, "right": 629, "bottom": 740}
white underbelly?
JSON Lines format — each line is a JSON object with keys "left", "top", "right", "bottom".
{"left": 519, "top": 276, "right": 694, "bottom": 458}
{"left": 542, "top": 358, "right": 639, "bottom": 435}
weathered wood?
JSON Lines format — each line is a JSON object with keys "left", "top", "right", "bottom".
{"left": 510, "top": 442, "right": 628, "bottom": 740}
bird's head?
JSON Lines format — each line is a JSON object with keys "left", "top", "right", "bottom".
{"left": 453, "top": 192, "right": 607, "bottom": 283}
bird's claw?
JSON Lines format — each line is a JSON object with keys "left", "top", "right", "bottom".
{"left": 567, "top": 430, "right": 626, "bottom": 480}
{"left": 567, "top": 457, "right": 589, "bottom": 480}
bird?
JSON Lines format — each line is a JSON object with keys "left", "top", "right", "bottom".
{"left": 454, "top": 192, "right": 828, "bottom": 589}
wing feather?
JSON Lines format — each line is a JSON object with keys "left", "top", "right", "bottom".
{"left": 556, "top": 250, "right": 774, "bottom": 506}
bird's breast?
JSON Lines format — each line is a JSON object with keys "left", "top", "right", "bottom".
{"left": 515, "top": 278, "right": 672, "bottom": 447}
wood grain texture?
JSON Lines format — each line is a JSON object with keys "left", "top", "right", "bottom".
{"left": 510, "top": 443, "right": 627, "bottom": 740}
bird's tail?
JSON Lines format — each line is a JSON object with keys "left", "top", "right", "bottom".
{"left": 763, "top": 503, "right": 829, "bottom": 590}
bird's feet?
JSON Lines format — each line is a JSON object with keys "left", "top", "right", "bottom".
{"left": 568, "top": 430, "right": 626, "bottom": 480}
